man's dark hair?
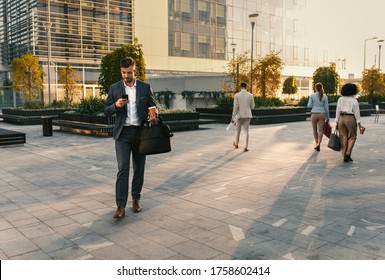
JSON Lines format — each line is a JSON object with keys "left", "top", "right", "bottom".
{"left": 120, "top": 57, "right": 135, "bottom": 68}
{"left": 240, "top": 82, "right": 248, "bottom": 89}
{"left": 341, "top": 83, "right": 358, "bottom": 96}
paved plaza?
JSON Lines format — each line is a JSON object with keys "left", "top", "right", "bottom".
{"left": 1, "top": 115, "right": 385, "bottom": 260}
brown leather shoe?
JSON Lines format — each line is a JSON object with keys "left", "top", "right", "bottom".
{"left": 233, "top": 142, "right": 238, "bottom": 149}
{"left": 244, "top": 148, "right": 249, "bottom": 152}
{"left": 113, "top": 206, "right": 125, "bottom": 219}
{"left": 132, "top": 199, "right": 142, "bottom": 213}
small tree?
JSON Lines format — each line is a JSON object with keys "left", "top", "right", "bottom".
{"left": 223, "top": 51, "right": 251, "bottom": 94}
{"left": 98, "top": 38, "right": 145, "bottom": 95}
{"left": 253, "top": 51, "right": 284, "bottom": 98}
{"left": 282, "top": 75, "right": 298, "bottom": 95}
{"left": 58, "top": 64, "right": 81, "bottom": 107}
{"left": 361, "top": 68, "right": 385, "bottom": 104}
{"left": 11, "top": 53, "right": 44, "bottom": 102}
{"left": 312, "top": 62, "right": 339, "bottom": 94}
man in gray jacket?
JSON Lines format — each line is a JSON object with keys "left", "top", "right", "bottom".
{"left": 232, "top": 82, "right": 255, "bottom": 152}
{"left": 104, "top": 57, "right": 157, "bottom": 219}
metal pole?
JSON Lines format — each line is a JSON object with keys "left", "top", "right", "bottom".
{"left": 363, "top": 37, "right": 378, "bottom": 74}
{"left": 248, "top": 13, "right": 259, "bottom": 95}
{"left": 231, "top": 43, "right": 236, "bottom": 90}
{"left": 43, "top": 21, "right": 53, "bottom": 105}
{"left": 250, "top": 21, "right": 255, "bottom": 94}
{"left": 47, "top": 28, "right": 51, "bottom": 105}
{"left": 378, "top": 39, "right": 384, "bottom": 70}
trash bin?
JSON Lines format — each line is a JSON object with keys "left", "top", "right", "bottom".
{"left": 41, "top": 116, "right": 53, "bottom": 136}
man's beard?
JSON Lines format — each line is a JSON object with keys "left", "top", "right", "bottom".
{"left": 124, "top": 77, "right": 133, "bottom": 84}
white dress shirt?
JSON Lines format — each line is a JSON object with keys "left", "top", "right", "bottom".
{"left": 335, "top": 96, "right": 361, "bottom": 123}
{"left": 124, "top": 80, "right": 140, "bottom": 126}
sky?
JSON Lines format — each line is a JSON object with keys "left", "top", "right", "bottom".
{"left": 305, "top": 0, "right": 385, "bottom": 77}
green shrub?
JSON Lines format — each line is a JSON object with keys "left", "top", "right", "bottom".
{"left": 298, "top": 96, "right": 308, "bottom": 106}
{"left": 23, "top": 100, "right": 45, "bottom": 109}
{"left": 254, "top": 96, "right": 284, "bottom": 107}
{"left": 216, "top": 95, "right": 234, "bottom": 109}
{"left": 51, "top": 99, "right": 68, "bottom": 108}
{"left": 74, "top": 96, "right": 106, "bottom": 115}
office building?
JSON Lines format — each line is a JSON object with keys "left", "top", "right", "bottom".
{"left": 0, "top": 0, "right": 133, "bottom": 104}
{"left": 1, "top": 0, "right": 317, "bottom": 108}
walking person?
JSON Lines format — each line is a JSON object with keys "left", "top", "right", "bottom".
{"left": 307, "top": 82, "right": 330, "bottom": 151}
{"left": 104, "top": 57, "right": 157, "bottom": 219}
{"left": 232, "top": 82, "right": 255, "bottom": 152}
{"left": 335, "top": 83, "right": 365, "bottom": 163}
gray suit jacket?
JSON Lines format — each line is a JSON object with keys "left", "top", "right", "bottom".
{"left": 232, "top": 89, "right": 255, "bottom": 119}
{"left": 104, "top": 80, "right": 156, "bottom": 140}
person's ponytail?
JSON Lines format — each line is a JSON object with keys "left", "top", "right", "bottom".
{"left": 315, "top": 83, "right": 324, "bottom": 101}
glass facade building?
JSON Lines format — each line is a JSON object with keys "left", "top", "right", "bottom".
{"left": 0, "top": 0, "right": 133, "bottom": 98}
{"left": 165, "top": 0, "right": 310, "bottom": 69}
{"left": 1, "top": 0, "right": 315, "bottom": 106}
{"left": 168, "top": 0, "right": 227, "bottom": 60}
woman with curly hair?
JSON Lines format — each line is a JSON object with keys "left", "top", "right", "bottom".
{"left": 335, "top": 83, "right": 365, "bottom": 162}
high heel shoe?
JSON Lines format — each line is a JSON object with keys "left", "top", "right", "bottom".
{"left": 314, "top": 145, "right": 320, "bottom": 151}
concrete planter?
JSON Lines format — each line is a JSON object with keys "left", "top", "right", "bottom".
{"left": 196, "top": 107, "right": 308, "bottom": 125}
{"left": 328, "top": 104, "right": 373, "bottom": 118}
{"left": 53, "top": 112, "right": 203, "bottom": 136}
{"left": 0, "top": 108, "right": 72, "bottom": 125}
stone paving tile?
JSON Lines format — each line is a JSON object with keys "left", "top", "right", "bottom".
{"left": 10, "top": 249, "right": 50, "bottom": 260}
{"left": 48, "top": 246, "right": 95, "bottom": 260}
{"left": 0, "top": 218, "right": 13, "bottom": 230}
{"left": 1, "top": 236, "right": 40, "bottom": 258}
{"left": 142, "top": 228, "right": 189, "bottom": 247}
{"left": 170, "top": 239, "right": 222, "bottom": 259}
{"left": 0, "top": 228, "right": 24, "bottom": 242}
{"left": 31, "top": 233, "right": 75, "bottom": 253}
{"left": 105, "top": 230, "right": 149, "bottom": 249}
{"left": 206, "top": 235, "right": 272, "bottom": 259}
{"left": 337, "top": 237, "right": 385, "bottom": 258}
{"left": 178, "top": 226, "right": 222, "bottom": 244}
{"left": 90, "top": 244, "right": 138, "bottom": 260}
{"left": 1, "top": 118, "right": 385, "bottom": 260}
{"left": 315, "top": 243, "right": 377, "bottom": 260}
{"left": 129, "top": 240, "right": 179, "bottom": 260}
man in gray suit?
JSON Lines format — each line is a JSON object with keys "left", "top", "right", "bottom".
{"left": 232, "top": 82, "right": 255, "bottom": 152}
{"left": 104, "top": 57, "right": 157, "bottom": 219}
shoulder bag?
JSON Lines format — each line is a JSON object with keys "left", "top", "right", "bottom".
{"left": 323, "top": 120, "right": 332, "bottom": 138}
{"left": 139, "top": 116, "right": 173, "bottom": 155}
{"left": 327, "top": 128, "right": 341, "bottom": 151}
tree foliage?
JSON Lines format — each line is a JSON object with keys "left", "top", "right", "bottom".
{"left": 58, "top": 64, "right": 81, "bottom": 107}
{"left": 282, "top": 75, "right": 298, "bottom": 95}
{"left": 312, "top": 62, "right": 340, "bottom": 94}
{"left": 98, "top": 39, "right": 145, "bottom": 95}
{"left": 11, "top": 53, "right": 45, "bottom": 102}
{"left": 361, "top": 67, "right": 385, "bottom": 103}
{"left": 253, "top": 51, "right": 284, "bottom": 98}
{"left": 223, "top": 51, "right": 251, "bottom": 94}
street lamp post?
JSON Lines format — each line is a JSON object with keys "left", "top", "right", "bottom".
{"left": 363, "top": 36, "right": 378, "bottom": 74}
{"left": 249, "top": 13, "right": 259, "bottom": 95}
{"left": 378, "top": 39, "right": 384, "bottom": 70}
{"left": 230, "top": 43, "right": 237, "bottom": 89}
{"left": 43, "top": 21, "right": 52, "bottom": 105}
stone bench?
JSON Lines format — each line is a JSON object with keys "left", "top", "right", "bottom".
{"left": 0, "top": 128, "right": 26, "bottom": 146}
{"left": 52, "top": 119, "right": 114, "bottom": 137}
{"left": 52, "top": 118, "right": 215, "bottom": 136}
{"left": 198, "top": 112, "right": 308, "bottom": 125}
{"left": 0, "top": 113, "right": 44, "bottom": 125}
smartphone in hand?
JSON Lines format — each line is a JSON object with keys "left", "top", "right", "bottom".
{"left": 121, "top": 94, "right": 128, "bottom": 100}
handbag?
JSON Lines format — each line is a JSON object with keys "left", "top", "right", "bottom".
{"left": 139, "top": 117, "right": 173, "bottom": 155}
{"left": 323, "top": 120, "right": 332, "bottom": 138}
{"left": 327, "top": 128, "right": 341, "bottom": 151}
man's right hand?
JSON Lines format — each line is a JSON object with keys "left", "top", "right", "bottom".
{"left": 115, "top": 98, "right": 128, "bottom": 108}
